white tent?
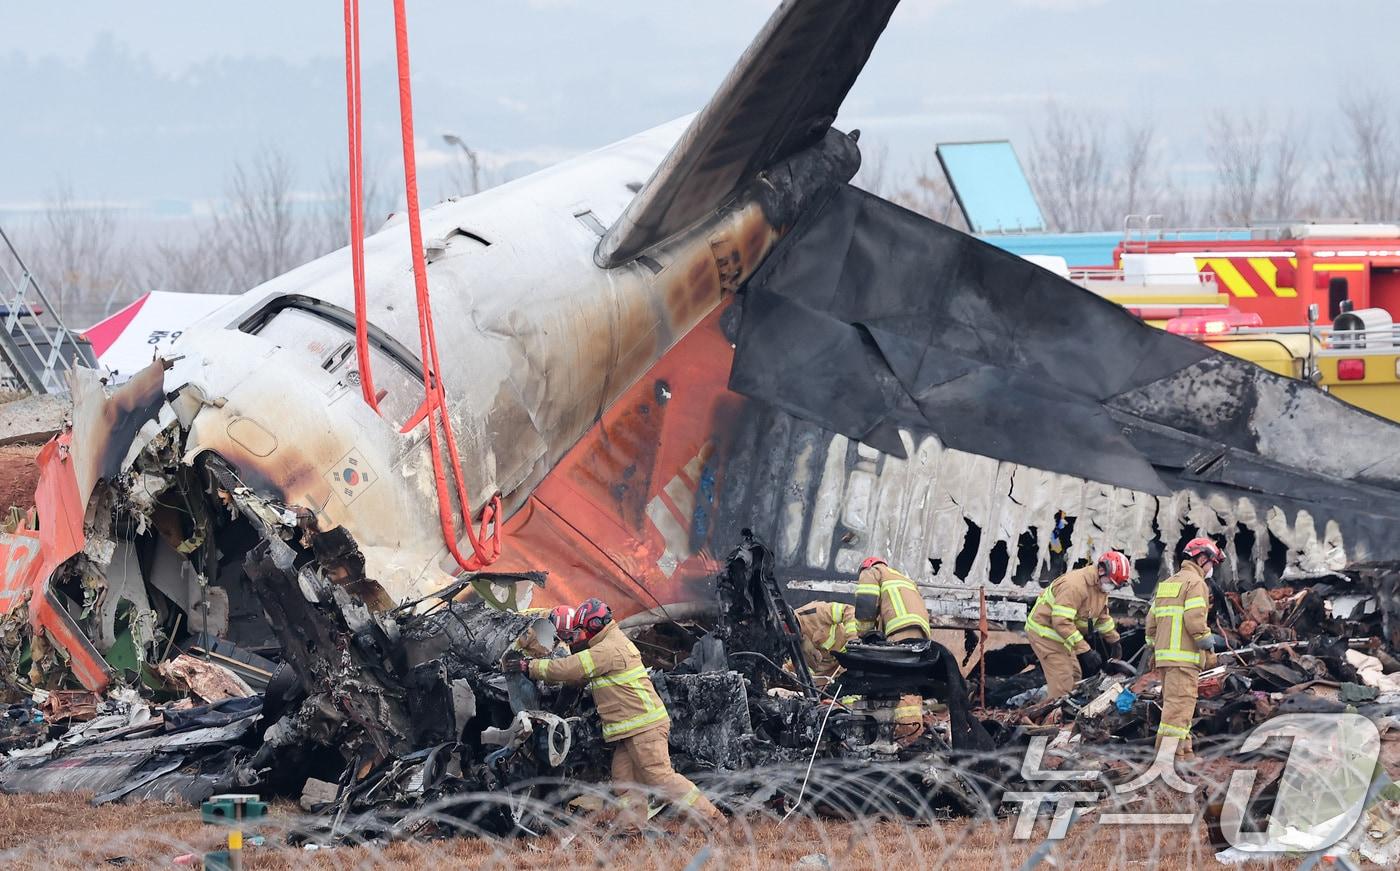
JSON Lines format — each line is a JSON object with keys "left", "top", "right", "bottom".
{"left": 83, "top": 291, "right": 237, "bottom": 379}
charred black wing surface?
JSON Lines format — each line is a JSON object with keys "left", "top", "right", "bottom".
{"left": 597, "top": 0, "right": 900, "bottom": 266}
{"left": 731, "top": 183, "right": 1400, "bottom": 514}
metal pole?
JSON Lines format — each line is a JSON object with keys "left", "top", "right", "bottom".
{"left": 978, "top": 586, "right": 988, "bottom": 710}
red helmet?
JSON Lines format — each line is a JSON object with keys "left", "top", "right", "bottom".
{"left": 574, "top": 598, "right": 613, "bottom": 640}
{"left": 1183, "top": 537, "right": 1224, "bottom": 565}
{"left": 549, "top": 604, "right": 580, "bottom": 643}
{"left": 1096, "top": 550, "right": 1132, "bottom": 587}
{"left": 860, "top": 557, "right": 887, "bottom": 572}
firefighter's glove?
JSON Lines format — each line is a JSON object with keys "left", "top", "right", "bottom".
{"left": 502, "top": 656, "right": 533, "bottom": 676}
{"left": 1197, "top": 634, "right": 1225, "bottom": 652}
{"left": 1106, "top": 640, "right": 1123, "bottom": 661}
{"left": 1077, "top": 649, "right": 1103, "bottom": 677}
{"left": 860, "top": 630, "right": 887, "bottom": 645}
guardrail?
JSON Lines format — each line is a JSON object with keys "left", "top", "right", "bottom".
{"left": 1231, "top": 324, "right": 1400, "bottom": 352}
{"left": 0, "top": 225, "right": 96, "bottom": 394}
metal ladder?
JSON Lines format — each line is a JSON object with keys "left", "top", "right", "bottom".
{"left": 0, "top": 224, "right": 96, "bottom": 394}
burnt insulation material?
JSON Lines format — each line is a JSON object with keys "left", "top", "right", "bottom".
{"left": 729, "top": 183, "right": 1400, "bottom": 519}
{"left": 654, "top": 671, "right": 753, "bottom": 772}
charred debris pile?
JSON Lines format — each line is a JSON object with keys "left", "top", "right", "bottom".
{"left": 4, "top": 427, "right": 1400, "bottom": 846}
{"left": 0, "top": 506, "right": 1002, "bottom": 837}
{"left": 979, "top": 561, "right": 1400, "bottom": 753}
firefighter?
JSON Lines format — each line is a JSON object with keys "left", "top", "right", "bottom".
{"left": 1024, "top": 551, "right": 1131, "bottom": 698}
{"left": 854, "top": 558, "right": 932, "bottom": 743}
{"left": 794, "top": 600, "right": 860, "bottom": 684}
{"left": 504, "top": 598, "right": 723, "bottom": 824}
{"left": 1148, "top": 538, "right": 1226, "bottom": 760}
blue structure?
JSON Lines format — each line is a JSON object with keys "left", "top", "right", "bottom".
{"left": 980, "top": 230, "right": 1254, "bottom": 268}
{"left": 936, "top": 141, "right": 1045, "bottom": 234}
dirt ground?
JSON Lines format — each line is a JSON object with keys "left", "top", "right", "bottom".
{"left": 0, "top": 444, "right": 40, "bottom": 514}
{"left": 0, "top": 789, "right": 1314, "bottom": 870}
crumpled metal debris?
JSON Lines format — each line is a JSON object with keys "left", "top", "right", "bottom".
{"left": 156, "top": 654, "right": 256, "bottom": 704}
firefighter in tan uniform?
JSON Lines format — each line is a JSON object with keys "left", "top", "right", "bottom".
{"left": 855, "top": 558, "right": 932, "bottom": 742}
{"left": 794, "top": 600, "right": 860, "bottom": 685}
{"left": 1024, "top": 551, "right": 1130, "bottom": 698}
{"left": 507, "top": 598, "right": 723, "bottom": 823}
{"left": 1147, "top": 538, "right": 1225, "bottom": 760}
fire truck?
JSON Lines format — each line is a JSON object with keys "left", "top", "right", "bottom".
{"left": 1026, "top": 224, "right": 1400, "bottom": 423}
{"left": 1112, "top": 221, "right": 1400, "bottom": 326}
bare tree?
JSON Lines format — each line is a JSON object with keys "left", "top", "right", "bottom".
{"left": 1027, "top": 102, "right": 1110, "bottom": 232}
{"left": 1112, "top": 121, "right": 1162, "bottom": 223}
{"left": 1323, "top": 93, "right": 1400, "bottom": 221}
{"left": 888, "top": 156, "right": 965, "bottom": 230}
{"left": 1262, "top": 117, "right": 1307, "bottom": 221}
{"left": 1207, "top": 110, "right": 1268, "bottom": 226}
{"left": 32, "top": 181, "right": 127, "bottom": 324}
{"left": 212, "top": 146, "right": 310, "bottom": 293}
{"left": 139, "top": 229, "right": 216, "bottom": 297}
{"left": 1155, "top": 174, "right": 1206, "bottom": 227}
{"left": 853, "top": 140, "right": 893, "bottom": 198}
{"left": 309, "top": 158, "right": 396, "bottom": 259}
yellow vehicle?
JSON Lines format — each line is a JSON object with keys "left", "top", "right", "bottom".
{"left": 1169, "top": 306, "right": 1400, "bottom": 424}
{"left": 1041, "top": 251, "right": 1400, "bottom": 423}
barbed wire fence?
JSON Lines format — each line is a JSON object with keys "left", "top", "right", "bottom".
{"left": 2, "top": 739, "right": 1389, "bottom": 870}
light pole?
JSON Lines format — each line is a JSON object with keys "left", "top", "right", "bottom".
{"left": 441, "top": 133, "right": 481, "bottom": 195}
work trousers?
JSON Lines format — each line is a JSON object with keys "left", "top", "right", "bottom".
{"left": 1027, "top": 631, "right": 1081, "bottom": 698}
{"left": 894, "top": 693, "right": 925, "bottom": 746}
{"left": 611, "top": 724, "right": 721, "bottom": 822}
{"left": 1156, "top": 666, "right": 1199, "bottom": 758}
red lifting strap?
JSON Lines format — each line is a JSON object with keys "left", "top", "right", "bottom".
{"left": 341, "top": 0, "right": 504, "bottom": 572}
{"left": 342, "top": 0, "right": 378, "bottom": 413}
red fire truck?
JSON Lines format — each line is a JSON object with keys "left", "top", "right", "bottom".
{"left": 1112, "top": 222, "right": 1400, "bottom": 326}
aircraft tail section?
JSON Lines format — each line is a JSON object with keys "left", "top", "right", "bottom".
{"left": 595, "top": 0, "right": 900, "bottom": 268}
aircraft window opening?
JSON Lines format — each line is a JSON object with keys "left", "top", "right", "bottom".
{"left": 238, "top": 295, "right": 425, "bottom": 428}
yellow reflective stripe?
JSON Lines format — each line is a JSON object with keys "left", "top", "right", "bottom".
{"left": 1065, "top": 631, "right": 1084, "bottom": 647}
{"left": 1152, "top": 605, "right": 1185, "bottom": 617}
{"left": 1025, "top": 616, "right": 1062, "bottom": 640}
{"left": 1183, "top": 597, "right": 1207, "bottom": 611}
{"left": 842, "top": 620, "right": 859, "bottom": 636}
{"left": 1095, "top": 617, "right": 1116, "bottom": 633}
{"left": 601, "top": 706, "right": 669, "bottom": 740}
{"left": 1156, "top": 581, "right": 1182, "bottom": 598}
{"left": 578, "top": 650, "right": 597, "bottom": 679}
{"left": 885, "top": 613, "right": 929, "bottom": 634}
{"left": 1157, "top": 722, "right": 1192, "bottom": 738}
{"left": 882, "top": 579, "right": 919, "bottom": 592}
{"left": 830, "top": 602, "right": 844, "bottom": 623}
{"left": 681, "top": 786, "right": 702, "bottom": 807}
{"left": 855, "top": 584, "right": 880, "bottom": 595}
{"left": 821, "top": 623, "right": 840, "bottom": 650}
{"left": 1026, "top": 615, "right": 1074, "bottom": 651}
{"left": 587, "top": 666, "right": 648, "bottom": 690}
{"left": 1155, "top": 650, "right": 1201, "bottom": 665}
{"left": 1192, "top": 632, "right": 1211, "bottom": 641}
{"left": 1050, "top": 605, "right": 1078, "bottom": 618}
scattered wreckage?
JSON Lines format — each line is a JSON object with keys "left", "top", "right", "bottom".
{"left": 0, "top": 529, "right": 997, "bottom": 837}
{"left": 4, "top": 0, "right": 1400, "bottom": 858}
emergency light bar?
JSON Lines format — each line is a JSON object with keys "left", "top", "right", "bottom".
{"left": 1164, "top": 311, "right": 1263, "bottom": 337}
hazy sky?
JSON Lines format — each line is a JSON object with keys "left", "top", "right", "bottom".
{"left": 3, "top": 0, "right": 1397, "bottom": 211}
